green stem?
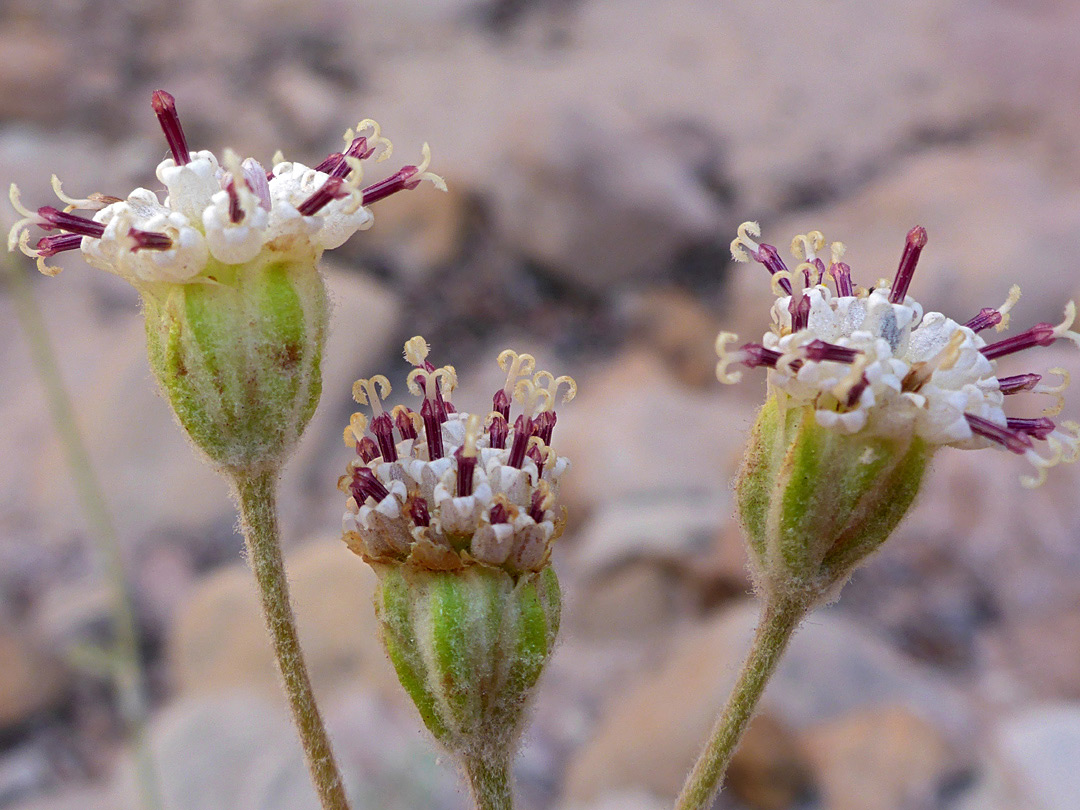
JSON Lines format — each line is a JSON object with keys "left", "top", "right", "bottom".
{"left": 674, "top": 594, "right": 807, "bottom": 810}
{"left": 231, "top": 467, "right": 351, "bottom": 810}
{"left": 464, "top": 752, "right": 514, "bottom": 810}
{"left": 3, "top": 257, "right": 161, "bottom": 810}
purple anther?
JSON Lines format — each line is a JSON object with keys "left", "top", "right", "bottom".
{"left": 963, "top": 307, "right": 1002, "bottom": 333}
{"left": 37, "top": 206, "right": 105, "bottom": 239}
{"left": 393, "top": 407, "right": 418, "bottom": 440}
{"left": 313, "top": 152, "right": 345, "bottom": 174}
{"left": 225, "top": 179, "right": 243, "bottom": 223}
{"left": 755, "top": 243, "right": 793, "bottom": 295}
{"left": 528, "top": 490, "right": 546, "bottom": 523}
{"left": 489, "top": 502, "right": 509, "bottom": 524}
{"left": 997, "top": 373, "right": 1042, "bottom": 395}
{"left": 421, "top": 398, "right": 444, "bottom": 460}
{"left": 829, "top": 261, "right": 854, "bottom": 297}
{"left": 789, "top": 294, "right": 811, "bottom": 331}
{"left": 527, "top": 442, "right": 545, "bottom": 476}
{"left": 804, "top": 339, "right": 861, "bottom": 364}
{"left": 845, "top": 374, "right": 870, "bottom": 408}
{"left": 297, "top": 177, "right": 350, "bottom": 217}
{"left": 507, "top": 415, "right": 531, "bottom": 469}
{"left": 356, "top": 436, "right": 379, "bottom": 463}
{"left": 355, "top": 467, "right": 390, "bottom": 501}
{"left": 493, "top": 389, "right": 511, "bottom": 421}
{"left": 129, "top": 229, "right": 173, "bottom": 251}
{"left": 150, "top": 90, "right": 191, "bottom": 166}
{"left": 370, "top": 412, "right": 397, "bottom": 462}
{"left": 329, "top": 137, "right": 373, "bottom": 179}
{"left": 533, "top": 410, "right": 556, "bottom": 445}
{"left": 964, "top": 413, "right": 1034, "bottom": 454}
{"left": 980, "top": 323, "right": 1058, "bottom": 360}
{"left": 361, "top": 166, "right": 420, "bottom": 207}
{"left": 888, "top": 226, "right": 928, "bottom": 304}
{"left": 1008, "top": 416, "right": 1056, "bottom": 440}
{"left": 740, "top": 343, "right": 783, "bottom": 369}
{"left": 36, "top": 233, "right": 83, "bottom": 257}
{"left": 489, "top": 414, "right": 509, "bottom": 450}
{"left": 802, "top": 258, "right": 826, "bottom": 286}
{"left": 410, "top": 497, "right": 431, "bottom": 527}
{"left": 455, "top": 448, "right": 476, "bottom": 497}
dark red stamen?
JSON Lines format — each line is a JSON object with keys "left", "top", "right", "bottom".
{"left": 313, "top": 152, "right": 345, "bottom": 174}
{"left": 489, "top": 502, "right": 509, "bottom": 524}
{"left": 410, "top": 497, "right": 430, "bottom": 527}
{"left": 36, "top": 233, "right": 83, "bottom": 257}
{"left": 829, "top": 261, "right": 854, "bottom": 297}
{"left": 356, "top": 437, "right": 379, "bottom": 463}
{"left": 421, "top": 399, "right": 444, "bottom": 460}
{"left": 754, "top": 243, "right": 793, "bottom": 295}
{"left": 965, "top": 413, "right": 1034, "bottom": 454}
{"left": 740, "top": 343, "right": 783, "bottom": 369}
{"left": 493, "top": 389, "right": 512, "bottom": 421}
{"left": 330, "top": 137, "right": 374, "bottom": 179}
{"left": 802, "top": 258, "right": 826, "bottom": 286}
{"left": 528, "top": 490, "right": 547, "bottom": 523}
{"left": 980, "top": 323, "right": 1058, "bottom": 360}
{"left": 998, "top": 373, "right": 1042, "bottom": 394}
{"left": 393, "top": 407, "right": 418, "bottom": 441}
{"left": 527, "top": 442, "right": 545, "bottom": 476}
{"left": 964, "top": 307, "right": 1002, "bottom": 333}
{"left": 355, "top": 467, "right": 390, "bottom": 501}
{"left": 37, "top": 206, "right": 105, "bottom": 238}
{"left": 804, "top": 339, "right": 861, "bottom": 364}
{"left": 533, "top": 410, "right": 556, "bottom": 446}
{"left": 370, "top": 412, "right": 397, "bottom": 462}
{"left": 845, "top": 374, "right": 870, "bottom": 408}
{"left": 297, "top": 177, "right": 349, "bottom": 217}
{"left": 489, "top": 414, "right": 509, "bottom": 450}
{"left": 150, "top": 90, "right": 191, "bottom": 166}
{"left": 226, "top": 180, "right": 243, "bottom": 223}
{"left": 507, "top": 415, "right": 531, "bottom": 469}
{"left": 888, "top": 226, "right": 928, "bottom": 304}
{"left": 1008, "top": 417, "right": 1056, "bottom": 440}
{"left": 789, "top": 294, "right": 811, "bottom": 331}
{"left": 456, "top": 448, "right": 476, "bottom": 497}
{"left": 129, "top": 229, "right": 173, "bottom": 251}
{"left": 361, "top": 166, "right": 420, "bottom": 206}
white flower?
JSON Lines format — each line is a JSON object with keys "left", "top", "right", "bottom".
{"left": 717, "top": 222, "right": 1080, "bottom": 486}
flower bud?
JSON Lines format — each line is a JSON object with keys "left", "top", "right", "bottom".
{"left": 737, "top": 396, "right": 929, "bottom": 602}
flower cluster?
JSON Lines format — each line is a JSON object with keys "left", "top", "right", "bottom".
{"left": 340, "top": 338, "right": 575, "bottom": 573}
{"left": 717, "top": 222, "right": 1080, "bottom": 487}
{"left": 8, "top": 90, "right": 444, "bottom": 284}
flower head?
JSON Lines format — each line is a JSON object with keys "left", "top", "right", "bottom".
{"left": 340, "top": 338, "right": 575, "bottom": 574}
{"left": 719, "top": 222, "right": 1080, "bottom": 488}
{"left": 8, "top": 89, "right": 445, "bottom": 283}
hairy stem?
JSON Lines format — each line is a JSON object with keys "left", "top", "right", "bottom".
{"left": 231, "top": 467, "right": 351, "bottom": 810}
{"left": 3, "top": 257, "right": 161, "bottom": 810}
{"left": 464, "top": 752, "right": 515, "bottom": 810}
{"left": 674, "top": 594, "right": 807, "bottom": 810}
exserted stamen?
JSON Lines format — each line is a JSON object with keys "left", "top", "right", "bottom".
{"left": 495, "top": 350, "right": 536, "bottom": 420}
{"left": 489, "top": 501, "right": 509, "bottom": 525}
{"left": 356, "top": 436, "right": 379, "bottom": 463}
{"left": 829, "top": 261, "right": 854, "bottom": 297}
{"left": 313, "top": 152, "right": 344, "bottom": 174}
{"left": 456, "top": 414, "right": 481, "bottom": 497}
{"left": 331, "top": 137, "right": 374, "bottom": 179}
{"left": 528, "top": 488, "right": 548, "bottom": 523}
{"left": 420, "top": 398, "right": 444, "bottom": 460}
{"left": 742, "top": 343, "right": 783, "bottom": 369}
{"left": 755, "top": 243, "right": 793, "bottom": 295}
{"left": 392, "top": 405, "right": 419, "bottom": 440}
{"left": 803, "top": 339, "right": 861, "bottom": 364}
{"left": 410, "top": 497, "right": 431, "bottom": 527}
{"left": 789, "top": 294, "right": 811, "bottom": 331}
{"left": 1008, "top": 417, "right": 1056, "bottom": 440}
{"left": 997, "top": 373, "right": 1042, "bottom": 394}
{"left": 980, "top": 323, "right": 1057, "bottom": 360}
{"left": 37, "top": 206, "right": 105, "bottom": 238}
{"left": 964, "top": 308, "right": 1001, "bottom": 333}
{"left": 370, "top": 412, "right": 397, "bottom": 462}
{"left": 297, "top": 177, "right": 349, "bottom": 216}
{"left": 129, "top": 228, "right": 173, "bottom": 251}
{"left": 888, "top": 225, "right": 928, "bottom": 304}
{"left": 353, "top": 467, "right": 390, "bottom": 502}
{"left": 965, "top": 412, "right": 1034, "bottom": 454}
{"left": 533, "top": 410, "right": 556, "bottom": 446}
{"left": 36, "top": 233, "right": 83, "bottom": 257}
{"left": 507, "top": 415, "right": 532, "bottom": 469}
{"left": 150, "top": 90, "right": 191, "bottom": 166}
{"left": 488, "top": 412, "right": 509, "bottom": 450}
{"left": 361, "top": 165, "right": 419, "bottom": 206}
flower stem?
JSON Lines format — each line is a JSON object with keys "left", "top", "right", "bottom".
{"left": 231, "top": 467, "right": 351, "bottom": 810}
{"left": 674, "top": 594, "right": 807, "bottom": 810}
{"left": 3, "top": 256, "right": 161, "bottom": 810}
{"left": 464, "top": 752, "right": 515, "bottom": 810}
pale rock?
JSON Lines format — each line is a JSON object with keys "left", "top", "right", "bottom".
{"left": 724, "top": 713, "right": 813, "bottom": 810}
{"left": 988, "top": 703, "right": 1080, "bottom": 810}
{"left": 570, "top": 561, "right": 692, "bottom": 639}
{"left": 0, "top": 620, "right": 68, "bottom": 731}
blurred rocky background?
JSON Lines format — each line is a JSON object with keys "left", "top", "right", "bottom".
{"left": 3, "top": 0, "right": 1080, "bottom": 808}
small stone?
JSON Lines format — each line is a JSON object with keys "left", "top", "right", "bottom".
{"left": 0, "top": 621, "right": 68, "bottom": 732}
{"left": 725, "top": 713, "right": 813, "bottom": 810}
{"left": 991, "top": 703, "right": 1080, "bottom": 810}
